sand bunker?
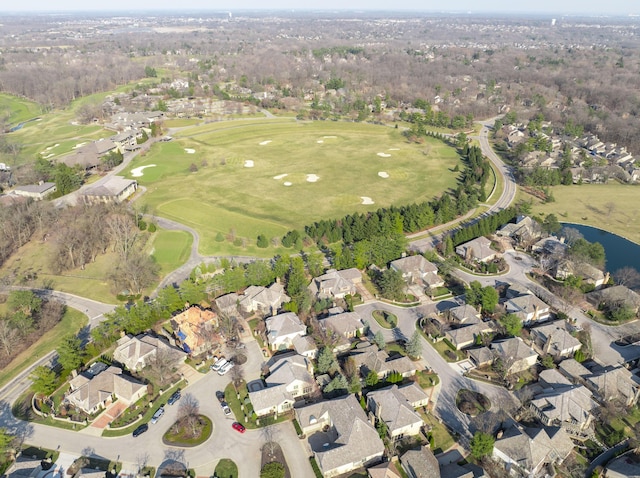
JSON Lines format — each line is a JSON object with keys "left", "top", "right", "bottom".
{"left": 131, "top": 164, "right": 157, "bottom": 177}
{"left": 377, "top": 152, "right": 391, "bottom": 158}
{"left": 43, "top": 153, "right": 55, "bottom": 159}
{"left": 306, "top": 174, "right": 320, "bottom": 182}
{"left": 273, "top": 174, "right": 288, "bottom": 180}
{"left": 259, "top": 140, "right": 272, "bottom": 146}
{"left": 389, "top": 148, "right": 400, "bottom": 151}
{"left": 244, "top": 160, "right": 255, "bottom": 168}
{"left": 73, "top": 142, "right": 87, "bottom": 149}
{"left": 184, "top": 148, "right": 195, "bottom": 154}
{"left": 323, "top": 136, "right": 337, "bottom": 139}
{"left": 317, "top": 140, "right": 324, "bottom": 144}
{"left": 360, "top": 196, "right": 375, "bottom": 205}
{"left": 284, "top": 181, "right": 292, "bottom": 186}
{"left": 378, "top": 172, "right": 389, "bottom": 178}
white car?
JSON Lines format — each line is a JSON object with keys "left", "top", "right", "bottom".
{"left": 151, "top": 407, "right": 165, "bottom": 424}
{"left": 218, "top": 361, "right": 234, "bottom": 376}
{"left": 211, "top": 358, "right": 227, "bottom": 372}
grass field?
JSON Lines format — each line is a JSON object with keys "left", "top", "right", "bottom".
{"left": 129, "top": 119, "right": 462, "bottom": 256}
{"left": 0, "top": 307, "right": 85, "bottom": 390}
{"left": 522, "top": 183, "right": 640, "bottom": 244}
{"left": 149, "top": 229, "right": 193, "bottom": 276}
{"left": 0, "top": 94, "right": 42, "bottom": 126}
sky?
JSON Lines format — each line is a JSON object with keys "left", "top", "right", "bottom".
{"left": 0, "top": 0, "right": 635, "bottom": 16}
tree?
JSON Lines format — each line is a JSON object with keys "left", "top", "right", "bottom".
{"left": 0, "top": 320, "right": 19, "bottom": 359}
{"left": 316, "top": 347, "right": 336, "bottom": 374}
{"left": 177, "top": 393, "right": 201, "bottom": 438}
{"left": 365, "top": 370, "right": 379, "bottom": 387}
{"left": 405, "top": 330, "right": 422, "bottom": 359}
{"left": 143, "top": 348, "right": 180, "bottom": 387}
{"left": 0, "top": 428, "right": 14, "bottom": 453}
{"left": 30, "top": 366, "right": 57, "bottom": 397}
{"left": 260, "top": 462, "right": 285, "bottom": 478}
{"left": 373, "top": 331, "right": 386, "bottom": 350}
{"left": 375, "top": 269, "right": 405, "bottom": 301}
{"left": 256, "top": 234, "right": 269, "bottom": 248}
{"left": 480, "top": 286, "right": 499, "bottom": 313}
{"left": 323, "top": 374, "right": 348, "bottom": 395}
{"left": 470, "top": 431, "right": 495, "bottom": 459}
{"left": 541, "top": 354, "right": 555, "bottom": 369}
{"left": 542, "top": 214, "right": 562, "bottom": 235}
{"left": 7, "top": 290, "right": 41, "bottom": 316}
{"left": 56, "top": 335, "right": 85, "bottom": 372}
{"left": 614, "top": 267, "right": 640, "bottom": 290}
{"left": 500, "top": 313, "right": 522, "bottom": 337}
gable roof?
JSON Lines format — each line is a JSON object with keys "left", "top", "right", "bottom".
{"left": 308, "top": 268, "right": 361, "bottom": 298}
{"left": 82, "top": 176, "right": 137, "bottom": 199}
{"left": 587, "top": 366, "right": 639, "bottom": 403}
{"left": 400, "top": 446, "right": 440, "bottom": 478}
{"left": 113, "top": 333, "right": 184, "bottom": 370}
{"left": 319, "top": 311, "right": 363, "bottom": 337}
{"left": 67, "top": 366, "right": 146, "bottom": 412}
{"left": 587, "top": 285, "right": 640, "bottom": 310}
{"left": 368, "top": 384, "right": 424, "bottom": 434}
{"left": 266, "top": 312, "right": 306, "bottom": 341}
{"left": 455, "top": 236, "right": 495, "bottom": 261}
{"left": 390, "top": 255, "right": 437, "bottom": 275}
{"left": 531, "top": 322, "right": 582, "bottom": 355}
{"left": 531, "top": 385, "right": 596, "bottom": 425}
{"left": 505, "top": 294, "right": 550, "bottom": 317}
{"left": 447, "top": 322, "right": 495, "bottom": 349}
{"left": 448, "top": 304, "right": 481, "bottom": 324}
{"left": 491, "top": 337, "right": 538, "bottom": 362}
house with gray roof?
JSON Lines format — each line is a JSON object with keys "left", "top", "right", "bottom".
{"left": 505, "top": 294, "right": 551, "bottom": 325}
{"left": 296, "top": 394, "right": 385, "bottom": 478}
{"left": 587, "top": 285, "right": 640, "bottom": 315}
{"left": 554, "top": 260, "right": 606, "bottom": 288}
{"left": 497, "top": 215, "right": 543, "bottom": 248}
{"left": 113, "top": 333, "right": 185, "bottom": 372}
{"left": 81, "top": 176, "right": 137, "bottom": 205}
{"left": 367, "top": 461, "right": 402, "bottom": 478}
{"left": 530, "top": 384, "right": 597, "bottom": 433}
{"left": 319, "top": 311, "right": 364, "bottom": 339}
{"left": 585, "top": 366, "right": 640, "bottom": 407}
{"left": 308, "top": 268, "right": 362, "bottom": 299}
{"left": 349, "top": 346, "right": 417, "bottom": 379}
{"left": 492, "top": 426, "right": 574, "bottom": 477}
{"left": 490, "top": 337, "right": 538, "bottom": 375}
{"left": 467, "top": 346, "right": 494, "bottom": 368}
{"left": 265, "top": 312, "right": 306, "bottom": 351}
{"left": 12, "top": 182, "right": 56, "bottom": 200}
{"left": 66, "top": 366, "right": 146, "bottom": 415}
{"left": 455, "top": 237, "right": 497, "bottom": 263}
{"left": 239, "top": 283, "right": 290, "bottom": 317}
{"left": 530, "top": 321, "right": 582, "bottom": 360}
{"left": 605, "top": 453, "right": 640, "bottom": 478}
{"left": 390, "top": 255, "right": 444, "bottom": 288}
{"left": 446, "top": 304, "right": 481, "bottom": 325}
{"left": 293, "top": 335, "right": 318, "bottom": 359}
{"left": 400, "top": 446, "right": 440, "bottom": 478}
{"left": 248, "top": 353, "right": 315, "bottom": 417}
{"left": 446, "top": 322, "right": 495, "bottom": 350}
{"left": 367, "top": 384, "right": 428, "bottom": 440}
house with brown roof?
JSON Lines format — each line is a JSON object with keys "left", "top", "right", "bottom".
{"left": 66, "top": 366, "right": 146, "bottom": 415}
{"left": 492, "top": 426, "right": 574, "bottom": 477}
{"left": 490, "top": 337, "right": 538, "bottom": 375}
{"left": 390, "top": 255, "right": 444, "bottom": 288}
{"left": 400, "top": 446, "right": 440, "bottom": 478}
{"left": 170, "top": 306, "right": 219, "bottom": 356}
{"left": 308, "top": 268, "right": 362, "bottom": 299}
{"left": 455, "top": 237, "right": 497, "bottom": 263}
{"left": 239, "top": 283, "right": 290, "bottom": 316}
{"left": 367, "top": 383, "right": 429, "bottom": 440}
{"left": 296, "top": 394, "right": 385, "bottom": 478}
{"left": 113, "top": 333, "right": 186, "bottom": 372}
{"left": 265, "top": 312, "right": 306, "bottom": 351}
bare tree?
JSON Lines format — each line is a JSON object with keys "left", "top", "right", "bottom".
{"left": 135, "top": 452, "right": 150, "bottom": 474}
{"left": 105, "top": 213, "right": 139, "bottom": 262}
{"left": 261, "top": 426, "right": 279, "bottom": 456}
{"left": 0, "top": 320, "right": 19, "bottom": 358}
{"left": 614, "top": 267, "right": 640, "bottom": 290}
{"left": 143, "top": 347, "right": 181, "bottom": 388}
{"left": 177, "top": 393, "right": 200, "bottom": 438}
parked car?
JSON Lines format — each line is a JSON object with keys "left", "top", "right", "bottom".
{"left": 232, "top": 422, "right": 246, "bottom": 433}
{"left": 215, "top": 390, "right": 225, "bottom": 403}
{"left": 222, "top": 403, "right": 232, "bottom": 416}
{"left": 218, "top": 361, "right": 234, "bottom": 376}
{"left": 211, "top": 358, "right": 227, "bottom": 372}
{"left": 132, "top": 423, "right": 148, "bottom": 437}
{"left": 151, "top": 407, "right": 165, "bottom": 424}
{"left": 167, "top": 390, "right": 181, "bottom": 405}
{"left": 235, "top": 342, "right": 246, "bottom": 350}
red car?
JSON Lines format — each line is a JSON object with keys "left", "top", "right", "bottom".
{"left": 232, "top": 422, "right": 246, "bottom": 433}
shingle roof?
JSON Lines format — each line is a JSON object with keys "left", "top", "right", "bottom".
{"left": 265, "top": 312, "right": 306, "bottom": 344}
{"left": 400, "top": 446, "right": 440, "bottom": 478}
{"left": 367, "top": 385, "right": 423, "bottom": 434}
{"left": 319, "top": 311, "right": 363, "bottom": 337}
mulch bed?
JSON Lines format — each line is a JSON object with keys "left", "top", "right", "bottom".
{"left": 261, "top": 442, "right": 291, "bottom": 478}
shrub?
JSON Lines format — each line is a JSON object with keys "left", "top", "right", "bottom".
{"left": 147, "top": 223, "right": 157, "bottom": 233}
{"left": 257, "top": 234, "right": 269, "bottom": 248}
{"left": 215, "top": 232, "right": 225, "bottom": 242}
{"left": 138, "top": 220, "right": 147, "bottom": 231}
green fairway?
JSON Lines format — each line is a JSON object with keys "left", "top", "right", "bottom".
{"left": 524, "top": 183, "right": 640, "bottom": 244}
{"left": 149, "top": 229, "right": 193, "bottom": 275}
{"left": 0, "top": 94, "right": 42, "bottom": 126}
{"left": 129, "top": 120, "right": 462, "bottom": 255}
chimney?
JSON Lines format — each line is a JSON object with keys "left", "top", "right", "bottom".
{"left": 544, "top": 332, "right": 553, "bottom": 354}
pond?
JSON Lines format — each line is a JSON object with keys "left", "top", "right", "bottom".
{"left": 562, "top": 223, "right": 640, "bottom": 275}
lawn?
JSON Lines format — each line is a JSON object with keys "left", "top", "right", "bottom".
{"left": 523, "top": 183, "right": 640, "bottom": 244}
{"left": 420, "top": 411, "right": 455, "bottom": 454}
{"left": 0, "top": 307, "right": 85, "bottom": 390}
{"left": 373, "top": 310, "right": 397, "bottom": 329}
{"left": 128, "top": 119, "right": 462, "bottom": 256}
{"left": 149, "top": 229, "right": 193, "bottom": 276}
{"left": 0, "top": 94, "right": 42, "bottom": 126}
{"left": 214, "top": 459, "right": 238, "bottom": 478}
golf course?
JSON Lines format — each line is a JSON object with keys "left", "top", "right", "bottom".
{"left": 127, "top": 119, "right": 463, "bottom": 255}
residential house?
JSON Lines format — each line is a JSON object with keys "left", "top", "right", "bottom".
{"left": 292, "top": 335, "right": 318, "bottom": 359}
{"left": 585, "top": 366, "right": 640, "bottom": 407}
{"left": 497, "top": 215, "right": 543, "bottom": 248}
{"left": 349, "top": 346, "right": 417, "bottom": 379}
{"left": 66, "top": 366, "right": 146, "bottom": 415}
{"left": 308, "top": 268, "right": 362, "bottom": 299}
{"left": 440, "top": 463, "right": 485, "bottom": 478}
{"left": 239, "top": 283, "right": 290, "bottom": 316}
{"left": 319, "top": 311, "right": 364, "bottom": 339}
{"left": 81, "top": 176, "right": 138, "bottom": 204}
{"left": 505, "top": 283, "right": 532, "bottom": 300}
{"left": 113, "top": 333, "right": 186, "bottom": 371}
{"left": 296, "top": 394, "right": 385, "bottom": 478}
{"left": 531, "top": 236, "right": 569, "bottom": 256}
{"left": 248, "top": 353, "right": 315, "bottom": 417}
{"left": 530, "top": 384, "right": 597, "bottom": 433}
{"left": 62, "top": 139, "right": 118, "bottom": 170}
{"left": 214, "top": 293, "right": 240, "bottom": 317}
{"left": 558, "top": 358, "right": 592, "bottom": 383}
{"left": 400, "top": 446, "right": 440, "bottom": 478}
{"left": 492, "top": 426, "right": 574, "bottom": 477}
{"left": 446, "top": 304, "right": 481, "bottom": 325}
{"left": 587, "top": 285, "right": 640, "bottom": 315}
{"left": 265, "top": 312, "right": 306, "bottom": 351}
{"left": 390, "top": 255, "right": 444, "bottom": 288}
{"left": 554, "top": 260, "right": 606, "bottom": 288}
{"left": 170, "top": 306, "right": 219, "bottom": 356}
{"left": 367, "top": 384, "right": 429, "bottom": 440}
{"left": 504, "top": 294, "right": 551, "bottom": 325}
{"left": 530, "top": 321, "right": 582, "bottom": 360}
{"left": 467, "top": 347, "right": 494, "bottom": 368}
{"left": 446, "top": 322, "right": 495, "bottom": 350}
{"left": 455, "top": 237, "right": 497, "bottom": 263}
{"left": 367, "top": 461, "right": 402, "bottom": 478}
{"left": 490, "top": 338, "right": 538, "bottom": 375}
{"left": 12, "top": 182, "right": 56, "bottom": 200}
{"left": 605, "top": 454, "right": 640, "bottom": 478}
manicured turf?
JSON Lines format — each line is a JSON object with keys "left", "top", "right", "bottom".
{"left": 0, "top": 93, "right": 42, "bottom": 125}
{"left": 150, "top": 229, "right": 193, "bottom": 275}
{"left": 214, "top": 459, "right": 238, "bottom": 478}
{"left": 0, "top": 307, "right": 86, "bottom": 390}
{"left": 523, "top": 183, "right": 640, "bottom": 244}
{"left": 129, "top": 119, "right": 462, "bottom": 255}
